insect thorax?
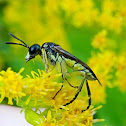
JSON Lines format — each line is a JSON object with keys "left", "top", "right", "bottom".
{"left": 42, "top": 47, "right": 58, "bottom": 65}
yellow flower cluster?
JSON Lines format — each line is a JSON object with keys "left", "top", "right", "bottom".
{"left": 3, "top": 0, "right": 69, "bottom": 52}
{"left": 91, "top": 30, "right": 108, "bottom": 50}
{"left": 25, "top": 105, "right": 104, "bottom": 126}
{"left": 98, "top": 0, "right": 122, "bottom": 33}
{"left": 88, "top": 51, "right": 116, "bottom": 104}
{"left": 60, "top": 0, "right": 125, "bottom": 33}
{"left": 4, "top": 0, "right": 126, "bottom": 51}
{"left": 0, "top": 68, "right": 103, "bottom": 125}
{"left": 89, "top": 27, "right": 126, "bottom": 102}
{"left": 61, "top": 0, "right": 98, "bottom": 27}
{"left": 0, "top": 67, "right": 25, "bottom": 105}
{"left": 23, "top": 70, "right": 62, "bottom": 107}
{"left": 1, "top": 0, "right": 126, "bottom": 125}
{"left": 115, "top": 54, "right": 126, "bottom": 92}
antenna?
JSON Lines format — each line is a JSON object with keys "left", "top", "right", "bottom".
{"left": 5, "top": 33, "right": 29, "bottom": 48}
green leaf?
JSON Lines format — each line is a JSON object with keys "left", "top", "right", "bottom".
{"left": 25, "top": 108, "right": 43, "bottom": 126}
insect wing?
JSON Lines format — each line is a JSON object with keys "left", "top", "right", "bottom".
{"left": 51, "top": 45, "right": 102, "bottom": 86}
{"left": 51, "top": 45, "right": 93, "bottom": 72}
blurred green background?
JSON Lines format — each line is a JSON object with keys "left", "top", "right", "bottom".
{"left": 0, "top": 0, "right": 126, "bottom": 125}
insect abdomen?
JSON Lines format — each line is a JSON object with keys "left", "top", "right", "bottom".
{"left": 63, "top": 56, "right": 85, "bottom": 70}
{"left": 63, "top": 56, "right": 97, "bottom": 80}
{"left": 62, "top": 58, "right": 76, "bottom": 68}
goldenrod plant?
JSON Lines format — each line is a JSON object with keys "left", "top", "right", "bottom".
{"left": 0, "top": 68, "right": 104, "bottom": 125}
{"left": 0, "top": 0, "right": 126, "bottom": 125}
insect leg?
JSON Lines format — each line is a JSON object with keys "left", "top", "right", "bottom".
{"left": 65, "top": 77, "right": 78, "bottom": 88}
{"left": 52, "top": 82, "right": 63, "bottom": 99}
{"left": 52, "top": 62, "right": 64, "bottom": 99}
{"left": 41, "top": 49, "right": 49, "bottom": 72}
{"left": 82, "top": 80, "right": 91, "bottom": 112}
{"left": 62, "top": 77, "right": 85, "bottom": 107}
{"left": 64, "top": 71, "right": 85, "bottom": 88}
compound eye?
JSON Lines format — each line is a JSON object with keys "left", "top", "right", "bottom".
{"left": 29, "top": 44, "right": 41, "bottom": 54}
{"left": 29, "top": 46, "right": 36, "bottom": 54}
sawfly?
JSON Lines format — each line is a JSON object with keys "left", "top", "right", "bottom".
{"left": 6, "top": 33, "right": 102, "bottom": 112}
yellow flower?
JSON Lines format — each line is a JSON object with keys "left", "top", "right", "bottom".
{"left": 0, "top": 67, "right": 104, "bottom": 125}
{"left": 102, "top": 0, "right": 115, "bottom": 13}
{"left": 59, "top": 104, "right": 103, "bottom": 126}
{"left": 61, "top": 0, "right": 79, "bottom": 17}
{"left": 98, "top": 0, "right": 122, "bottom": 33}
{"left": 3, "top": 0, "right": 70, "bottom": 55}
{"left": 0, "top": 67, "right": 25, "bottom": 105}
{"left": 92, "top": 30, "right": 107, "bottom": 49}
{"left": 25, "top": 101, "right": 104, "bottom": 126}
{"left": 41, "top": 110, "right": 58, "bottom": 126}
{"left": 71, "top": 0, "right": 98, "bottom": 27}
{"left": 115, "top": 54, "right": 126, "bottom": 72}
{"left": 23, "top": 69, "right": 62, "bottom": 106}
{"left": 88, "top": 51, "right": 116, "bottom": 103}
{"left": 115, "top": 54, "right": 126, "bottom": 92}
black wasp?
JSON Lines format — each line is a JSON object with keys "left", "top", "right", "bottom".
{"left": 6, "top": 33, "right": 102, "bottom": 112}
